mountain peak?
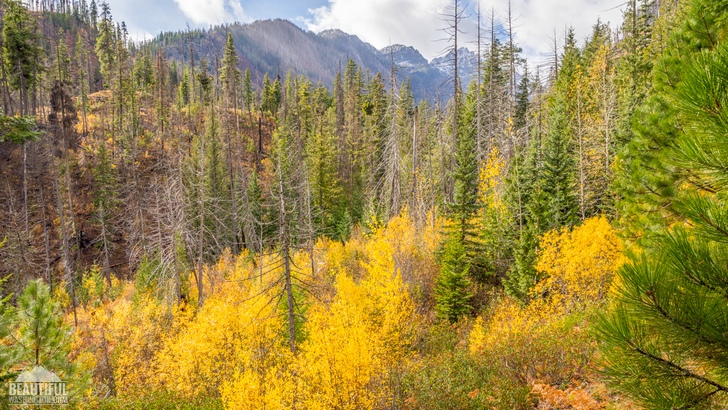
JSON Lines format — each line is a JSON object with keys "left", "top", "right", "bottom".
{"left": 153, "top": 20, "right": 454, "bottom": 101}
{"left": 319, "top": 28, "right": 348, "bottom": 39}
{"left": 380, "top": 44, "right": 428, "bottom": 69}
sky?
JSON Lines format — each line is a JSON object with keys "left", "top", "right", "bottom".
{"left": 106, "top": 0, "right": 627, "bottom": 66}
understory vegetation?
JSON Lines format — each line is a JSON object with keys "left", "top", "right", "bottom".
{"left": 1, "top": 0, "right": 728, "bottom": 408}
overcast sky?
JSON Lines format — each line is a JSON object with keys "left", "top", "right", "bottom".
{"left": 106, "top": 0, "right": 627, "bottom": 66}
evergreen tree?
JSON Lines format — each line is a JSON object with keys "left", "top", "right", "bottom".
{"left": 195, "top": 59, "right": 212, "bottom": 104}
{"left": 92, "top": 141, "right": 118, "bottom": 286}
{"left": 614, "top": 0, "right": 695, "bottom": 245}
{"left": 261, "top": 73, "right": 278, "bottom": 114}
{"left": 481, "top": 36, "right": 510, "bottom": 158}
{"left": 177, "top": 69, "right": 190, "bottom": 108}
{"left": 504, "top": 219, "right": 539, "bottom": 301}
{"left": 513, "top": 63, "right": 530, "bottom": 131}
{"left": 435, "top": 238, "right": 473, "bottom": 324}
{"left": 52, "top": 29, "right": 71, "bottom": 85}
{"left": 220, "top": 33, "right": 238, "bottom": 83}
{"left": 445, "top": 82, "right": 484, "bottom": 281}
{"left": 2, "top": 0, "right": 42, "bottom": 115}
{"left": 204, "top": 109, "right": 230, "bottom": 250}
{"left": 74, "top": 33, "right": 90, "bottom": 135}
{"left": 219, "top": 34, "right": 241, "bottom": 253}
{"left": 220, "top": 33, "right": 239, "bottom": 107}
{"left": 363, "top": 72, "right": 388, "bottom": 206}
{"left": 0, "top": 114, "right": 41, "bottom": 143}
{"left": 503, "top": 87, "right": 578, "bottom": 300}
{"left": 599, "top": 35, "right": 728, "bottom": 409}
{"left": 453, "top": 90, "right": 478, "bottom": 211}
{"left": 307, "top": 105, "right": 342, "bottom": 239}
{"left": 503, "top": 121, "right": 542, "bottom": 301}
{"left": 261, "top": 72, "right": 271, "bottom": 109}
{"left": 15, "top": 280, "right": 73, "bottom": 372}
{"left": 90, "top": 0, "right": 98, "bottom": 28}
{"left": 538, "top": 92, "right": 578, "bottom": 230}
{"left": 133, "top": 50, "right": 154, "bottom": 94}
{"left": 243, "top": 67, "right": 253, "bottom": 117}
{"left": 94, "top": 2, "right": 115, "bottom": 88}
{"left": 340, "top": 59, "right": 364, "bottom": 221}
{"left": 614, "top": 0, "right": 657, "bottom": 148}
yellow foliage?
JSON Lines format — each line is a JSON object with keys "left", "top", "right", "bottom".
{"left": 296, "top": 226, "right": 417, "bottom": 410}
{"left": 155, "top": 253, "right": 288, "bottom": 399}
{"left": 225, "top": 218, "right": 419, "bottom": 409}
{"left": 110, "top": 294, "right": 186, "bottom": 395}
{"left": 69, "top": 212, "right": 431, "bottom": 406}
{"left": 319, "top": 233, "right": 366, "bottom": 281}
{"left": 469, "top": 216, "right": 623, "bottom": 392}
{"left": 318, "top": 212, "right": 441, "bottom": 306}
{"left": 479, "top": 141, "right": 506, "bottom": 210}
{"left": 422, "top": 210, "right": 444, "bottom": 255}
{"left": 76, "top": 112, "right": 99, "bottom": 134}
{"left": 78, "top": 265, "right": 123, "bottom": 307}
{"left": 221, "top": 352, "right": 295, "bottom": 410}
{"left": 68, "top": 283, "right": 189, "bottom": 398}
{"left": 478, "top": 142, "right": 511, "bottom": 264}
{"left": 53, "top": 281, "right": 72, "bottom": 310}
{"left": 533, "top": 215, "right": 624, "bottom": 313}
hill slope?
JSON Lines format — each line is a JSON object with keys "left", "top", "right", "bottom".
{"left": 152, "top": 19, "right": 476, "bottom": 101}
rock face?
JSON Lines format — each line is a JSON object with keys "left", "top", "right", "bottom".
{"left": 154, "top": 19, "right": 479, "bottom": 102}
{"left": 430, "top": 47, "right": 479, "bottom": 87}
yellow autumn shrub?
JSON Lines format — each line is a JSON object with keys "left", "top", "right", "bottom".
{"left": 154, "top": 253, "right": 288, "bottom": 399}
{"left": 319, "top": 231, "right": 366, "bottom": 281}
{"left": 469, "top": 216, "right": 623, "bottom": 390}
{"left": 383, "top": 211, "right": 441, "bottom": 305}
{"left": 533, "top": 215, "right": 624, "bottom": 314}
{"left": 220, "top": 351, "right": 295, "bottom": 410}
{"left": 69, "top": 283, "right": 189, "bottom": 398}
{"left": 222, "top": 220, "right": 420, "bottom": 409}
{"left": 295, "top": 225, "right": 417, "bottom": 410}
{"left": 69, "top": 212, "right": 432, "bottom": 407}
{"left": 110, "top": 294, "right": 185, "bottom": 396}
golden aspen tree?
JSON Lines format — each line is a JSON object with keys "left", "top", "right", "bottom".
{"left": 479, "top": 138, "right": 510, "bottom": 277}
{"left": 154, "top": 254, "right": 288, "bottom": 399}
{"left": 296, "top": 224, "right": 416, "bottom": 409}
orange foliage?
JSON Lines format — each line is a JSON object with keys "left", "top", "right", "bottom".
{"left": 531, "top": 382, "right": 606, "bottom": 410}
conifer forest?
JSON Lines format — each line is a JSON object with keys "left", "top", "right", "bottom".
{"left": 1, "top": 0, "right": 728, "bottom": 408}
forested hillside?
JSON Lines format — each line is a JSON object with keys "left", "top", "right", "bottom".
{"left": 149, "top": 19, "right": 472, "bottom": 102}
{"left": 1, "top": 0, "right": 727, "bottom": 408}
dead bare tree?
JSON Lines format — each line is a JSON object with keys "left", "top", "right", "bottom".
{"left": 384, "top": 50, "right": 402, "bottom": 218}
{"left": 439, "top": 0, "right": 467, "bottom": 202}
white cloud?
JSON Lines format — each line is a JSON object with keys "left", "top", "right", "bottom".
{"left": 173, "top": 0, "right": 252, "bottom": 26}
{"left": 304, "top": 0, "right": 625, "bottom": 64}
{"left": 229, "top": 1, "right": 248, "bottom": 22}
{"left": 490, "top": 0, "right": 626, "bottom": 67}
{"left": 304, "top": 0, "right": 451, "bottom": 61}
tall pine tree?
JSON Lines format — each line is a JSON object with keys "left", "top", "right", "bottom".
{"left": 599, "top": 21, "right": 728, "bottom": 407}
